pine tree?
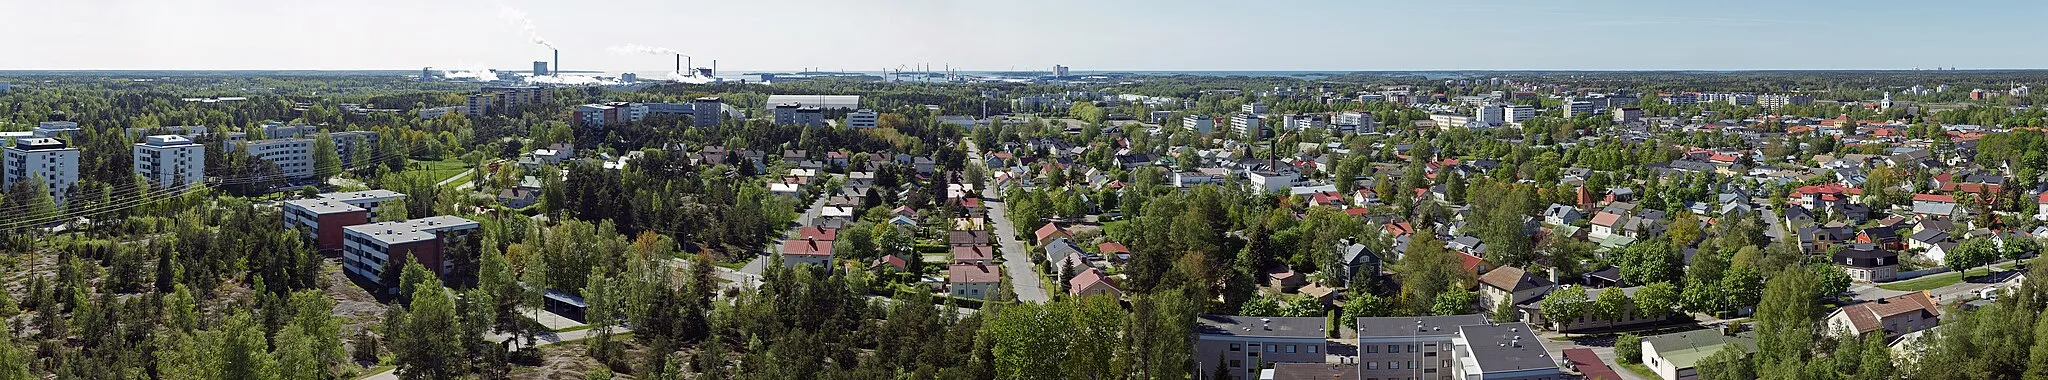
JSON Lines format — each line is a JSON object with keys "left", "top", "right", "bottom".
{"left": 395, "top": 284, "right": 463, "bottom": 380}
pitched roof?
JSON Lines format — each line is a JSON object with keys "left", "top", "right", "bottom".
{"left": 795, "top": 227, "right": 837, "bottom": 241}
{"left": 1833, "top": 292, "right": 1940, "bottom": 335}
{"left": 949, "top": 263, "right": 1000, "bottom": 284}
{"left": 781, "top": 238, "right": 833, "bottom": 256}
{"left": 1591, "top": 212, "right": 1624, "bottom": 227}
{"left": 1097, "top": 242, "right": 1131, "bottom": 255}
{"left": 1564, "top": 348, "right": 1621, "bottom": 380}
{"left": 1068, "top": 268, "right": 1119, "bottom": 296}
{"left": 952, "top": 245, "right": 996, "bottom": 262}
{"left": 1479, "top": 266, "right": 1555, "bottom": 293}
{"left": 1034, "top": 222, "right": 1069, "bottom": 241}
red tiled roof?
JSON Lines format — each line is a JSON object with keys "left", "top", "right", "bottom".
{"left": 795, "top": 227, "right": 837, "bottom": 241}
{"left": 952, "top": 245, "right": 997, "bottom": 262}
{"left": 781, "top": 239, "right": 833, "bottom": 256}
{"left": 2039, "top": 192, "right": 2048, "bottom": 204}
{"left": 949, "top": 263, "right": 1000, "bottom": 284}
{"left": 1034, "top": 222, "right": 1069, "bottom": 241}
{"left": 1835, "top": 292, "right": 1939, "bottom": 335}
{"left": 1069, "top": 268, "right": 1119, "bottom": 296}
{"left": 1590, "top": 212, "right": 1623, "bottom": 227}
{"left": 1385, "top": 222, "right": 1415, "bottom": 236}
{"left": 1097, "top": 242, "right": 1130, "bottom": 255}
{"left": 1457, "top": 252, "right": 1489, "bottom": 275}
{"left": 1344, "top": 208, "right": 1372, "bottom": 216}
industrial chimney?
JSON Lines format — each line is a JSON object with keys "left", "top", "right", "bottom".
{"left": 552, "top": 49, "right": 560, "bottom": 77}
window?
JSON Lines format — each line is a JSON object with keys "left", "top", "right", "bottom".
{"left": 1366, "top": 362, "right": 1378, "bottom": 370}
{"left": 1408, "top": 344, "right": 1418, "bottom": 352}
{"left": 1265, "top": 345, "right": 1276, "bottom": 353}
{"left": 1230, "top": 343, "right": 1242, "bottom": 352}
{"left": 1229, "top": 360, "right": 1242, "bottom": 368}
{"left": 1307, "top": 345, "right": 1318, "bottom": 354}
{"left": 1388, "top": 345, "right": 1400, "bottom": 353}
{"left": 1388, "top": 361, "right": 1400, "bottom": 369}
{"left": 1366, "top": 345, "right": 1377, "bottom": 353}
{"left": 1285, "top": 345, "right": 1296, "bottom": 353}
{"left": 1409, "top": 361, "right": 1417, "bottom": 369}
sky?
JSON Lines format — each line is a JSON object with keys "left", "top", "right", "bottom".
{"left": 2, "top": 0, "right": 2045, "bottom": 71}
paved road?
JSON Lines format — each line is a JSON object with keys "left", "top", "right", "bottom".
{"left": 966, "top": 138, "right": 1050, "bottom": 303}
{"left": 434, "top": 167, "right": 474, "bottom": 187}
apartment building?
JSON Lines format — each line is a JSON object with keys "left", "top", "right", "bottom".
{"left": 133, "top": 135, "right": 205, "bottom": 189}
{"left": 341, "top": 215, "right": 480, "bottom": 289}
{"left": 1196, "top": 315, "right": 1329, "bottom": 380}
{"left": 229, "top": 138, "right": 316, "bottom": 179}
{"left": 848, "top": 109, "right": 879, "bottom": 129}
{"left": 283, "top": 190, "right": 407, "bottom": 251}
{"left": 1186, "top": 115, "right": 1217, "bottom": 135}
{"left": 773, "top": 103, "right": 827, "bottom": 127}
{"left": 3, "top": 137, "right": 80, "bottom": 207}
{"left": 1355, "top": 314, "right": 1489, "bottom": 380}
{"left": 1450, "top": 323, "right": 1565, "bottom": 380}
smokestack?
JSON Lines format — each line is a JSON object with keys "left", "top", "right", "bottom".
{"left": 553, "top": 49, "right": 559, "bottom": 77}
{"left": 712, "top": 60, "right": 718, "bottom": 77}
{"left": 676, "top": 54, "right": 682, "bottom": 74}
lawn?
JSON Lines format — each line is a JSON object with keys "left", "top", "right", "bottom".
{"left": 1878, "top": 267, "right": 1991, "bottom": 292}
{"left": 404, "top": 158, "right": 473, "bottom": 186}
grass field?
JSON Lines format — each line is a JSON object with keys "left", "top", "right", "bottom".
{"left": 405, "top": 158, "right": 473, "bottom": 186}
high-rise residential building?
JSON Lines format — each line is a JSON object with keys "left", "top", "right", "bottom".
{"left": 1336, "top": 111, "right": 1377, "bottom": 133}
{"left": 693, "top": 97, "right": 725, "bottom": 127}
{"left": 1476, "top": 105, "right": 1505, "bottom": 126}
{"left": 465, "top": 86, "right": 553, "bottom": 116}
{"left": 3, "top": 137, "right": 80, "bottom": 207}
{"left": 1758, "top": 94, "right": 1814, "bottom": 108}
{"left": 1505, "top": 105, "right": 1537, "bottom": 123}
{"left": 133, "top": 135, "right": 205, "bottom": 189}
{"left": 330, "top": 131, "right": 379, "bottom": 168}
{"left": 342, "top": 216, "right": 480, "bottom": 291}
{"left": 1564, "top": 101, "right": 1595, "bottom": 117}
{"left": 1728, "top": 93, "right": 1758, "bottom": 106}
{"left": 1231, "top": 113, "right": 1266, "bottom": 138}
{"left": 1662, "top": 92, "right": 1698, "bottom": 106}
{"left": 1052, "top": 65, "right": 1069, "bottom": 78}
{"left": 1282, "top": 114, "right": 1325, "bottom": 131}
{"left": 1241, "top": 102, "right": 1269, "bottom": 115}
{"left": 1614, "top": 107, "right": 1644, "bottom": 123}
{"left": 772, "top": 103, "right": 827, "bottom": 127}
{"left": 229, "top": 138, "right": 315, "bottom": 179}
{"left": 1185, "top": 115, "right": 1216, "bottom": 135}
{"left": 848, "top": 109, "right": 879, "bottom": 129}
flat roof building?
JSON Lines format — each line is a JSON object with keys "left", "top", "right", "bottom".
{"left": 1196, "top": 315, "right": 1329, "bottom": 380}
{"left": 134, "top": 135, "right": 205, "bottom": 189}
{"left": 1450, "top": 323, "right": 1564, "bottom": 379}
{"left": 4, "top": 137, "right": 80, "bottom": 207}
{"left": 283, "top": 190, "right": 408, "bottom": 252}
{"left": 763, "top": 94, "right": 860, "bottom": 110}
{"left": 342, "top": 216, "right": 480, "bottom": 292}
{"left": 1355, "top": 314, "right": 1490, "bottom": 380}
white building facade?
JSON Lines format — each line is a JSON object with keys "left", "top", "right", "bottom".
{"left": 133, "top": 135, "right": 206, "bottom": 189}
{"left": 848, "top": 109, "right": 879, "bottom": 129}
{"left": 3, "top": 138, "right": 80, "bottom": 207}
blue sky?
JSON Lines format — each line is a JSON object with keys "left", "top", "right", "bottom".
{"left": 1, "top": 0, "right": 2042, "bottom": 71}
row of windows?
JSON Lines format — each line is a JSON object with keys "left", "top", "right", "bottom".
{"left": 1225, "top": 342, "right": 1321, "bottom": 356}
{"left": 1363, "top": 343, "right": 1435, "bottom": 354}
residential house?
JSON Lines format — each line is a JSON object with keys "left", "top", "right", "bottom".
{"left": 947, "top": 263, "right": 1000, "bottom": 299}
{"left": 1196, "top": 315, "right": 1330, "bottom": 380}
{"left": 1833, "top": 244, "right": 1900, "bottom": 282}
{"left": 780, "top": 237, "right": 834, "bottom": 269}
{"left": 1589, "top": 211, "right": 1625, "bottom": 240}
{"left": 948, "top": 230, "right": 993, "bottom": 246}
{"left": 1034, "top": 222, "right": 1072, "bottom": 246}
{"left": 1069, "top": 268, "right": 1121, "bottom": 298}
{"left": 1826, "top": 292, "right": 1940, "bottom": 342}
{"left": 1478, "top": 266, "right": 1555, "bottom": 311}
{"left": 1543, "top": 204, "right": 1584, "bottom": 225}
{"left": 952, "top": 245, "right": 996, "bottom": 264}
{"left": 1641, "top": 330, "right": 1758, "bottom": 380}
{"left": 1337, "top": 240, "right": 1383, "bottom": 286}
{"left": 1044, "top": 238, "right": 1092, "bottom": 277}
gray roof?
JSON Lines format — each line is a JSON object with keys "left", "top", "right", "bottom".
{"left": 1356, "top": 314, "right": 1489, "bottom": 338}
{"left": 282, "top": 199, "right": 363, "bottom": 215}
{"left": 1044, "top": 238, "right": 1086, "bottom": 263}
{"left": 343, "top": 216, "right": 479, "bottom": 245}
{"left": 1457, "top": 323, "right": 1559, "bottom": 374}
{"left": 1196, "top": 315, "right": 1326, "bottom": 339}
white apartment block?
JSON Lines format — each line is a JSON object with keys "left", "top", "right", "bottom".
{"left": 1184, "top": 115, "right": 1216, "bottom": 135}
{"left": 1241, "top": 102, "right": 1268, "bottom": 115}
{"left": 4, "top": 138, "right": 80, "bottom": 207}
{"left": 848, "top": 109, "right": 879, "bottom": 129}
{"left": 1476, "top": 105, "right": 1505, "bottom": 126}
{"left": 1758, "top": 94, "right": 1814, "bottom": 109}
{"left": 1231, "top": 113, "right": 1267, "bottom": 138}
{"left": 133, "top": 135, "right": 205, "bottom": 189}
{"left": 32, "top": 121, "right": 80, "bottom": 139}
{"left": 1505, "top": 105, "right": 1536, "bottom": 123}
{"left": 1282, "top": 114, "right": 1326, "bottom": 131}
{"left": 230, "top": 138, "right": 316, "bottom": 179}
{"left": 1336, "top": 111, "right": 1376, "bottom": 132}
{"left": 1564, "top": 101, "right": 1595, "bottom": 117}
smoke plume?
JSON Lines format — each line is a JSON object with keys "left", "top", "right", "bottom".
{"left": 498, "top": 6, "right": 553, "bottom": 49}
